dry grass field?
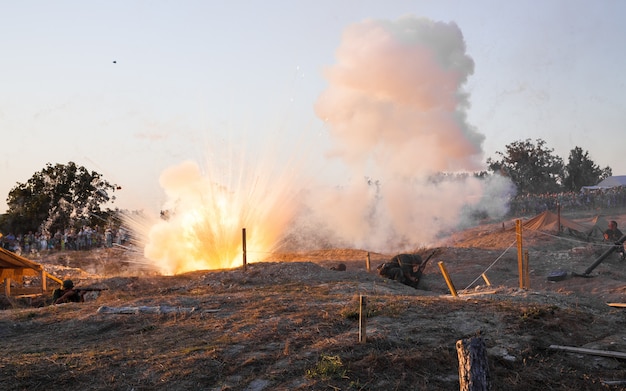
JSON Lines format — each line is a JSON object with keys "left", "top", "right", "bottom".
{"left": 2, "top": 210, "right": 626, "bottom": 390}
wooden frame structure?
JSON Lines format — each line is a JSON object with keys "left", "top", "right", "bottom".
{"left": 0, "top": 247, "right": 62, "bottom": 298}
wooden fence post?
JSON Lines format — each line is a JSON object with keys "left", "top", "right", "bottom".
{"left": 516, "top": 219, "right": 524, "bottom": 289}
{"left": 242, "top": 228, "right": 247, "bottom": 272}
{"left": 359, "top": 295, "right": 367, "bottom": 343}
{"left": 366, "top": 252, "right": 371, "bottom": 272}
{"left": 457, "top": 336, "right": 491, "bottom": 391}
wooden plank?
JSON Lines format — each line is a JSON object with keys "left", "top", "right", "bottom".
{"left": 549, "top": 345, "right": 626, "bottom": 360}
{"left": 607, "top": 303, "right": 626, "bottom": 308}
{"left": 45, "top": 272, "right": 64, "bottom": 285}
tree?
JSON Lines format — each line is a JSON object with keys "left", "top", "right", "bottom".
{"left": 487, "top": 138, "right": 564, "bottom": 195}
{"left": 5, "top": 162, "right": 118, "bottom": 235}
{"left": 563, "top": 146, "right": 611, "bottom": 191}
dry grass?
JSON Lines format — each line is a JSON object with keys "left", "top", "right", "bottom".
{"left": 3, "top": 211, "right": 626, "bottom": 390}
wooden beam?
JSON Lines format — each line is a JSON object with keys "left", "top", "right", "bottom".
{"left": 45, "top": 272, "right": 63, "bottom": 285}
{"left": 607, "top": 303, "right": 626, "bottom": 308}
{"left": 549, "top": 345, "right": 626, "bottom": 360}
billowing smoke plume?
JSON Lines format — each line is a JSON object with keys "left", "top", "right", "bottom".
{"left": 301, "top": 16, "right": 513, "bottom": 250}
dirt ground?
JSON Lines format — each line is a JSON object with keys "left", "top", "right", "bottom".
{"left": 2, "top": 208, "right": 626, "bottom": 390}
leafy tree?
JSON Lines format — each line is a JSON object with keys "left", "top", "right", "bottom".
{"left": 5, "top": 162, "right": 118, "bottom": 235}
{"left": 487, "top": 138, "right": 564, "bottom": 195}
{"left": 563, "top": 146, "right": 611, "bottom": 191}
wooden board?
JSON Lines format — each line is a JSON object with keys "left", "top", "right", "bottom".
{"left": 549, "top": 345, "right": 626, "bottom": 360}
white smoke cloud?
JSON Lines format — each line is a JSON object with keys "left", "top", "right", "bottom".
{"left": 302, "top": 16, "right": 512, "bottom": 251}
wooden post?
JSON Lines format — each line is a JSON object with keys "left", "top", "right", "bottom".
{"left": 523, "top": 250, "right": 530, "bottom": 289}
{"left": 481, "top": 273, "right": 491, "bottom": 287}
{"left": 366, "top": 252, "right": 371, "bottom": 272}
{"left": 41, "top": 269, "right": 47, "bottom": 294}
{"left": 438, "top": 261, "right": 458, "bottom": 297}
{"left": 242, "top": 228, "right": 247, "bottom": 272}
{"left": 456, "top": 336, "right": 491, "bottom": 391}
{"left": 359, "top": 295, "right": 367, "bottom": 343}
{"left": 516, "top": 219, "right": 524, "bottom": 289}
{"left": 4, "top": 277, "right": 10, "bottom": 297}
{"left": 557, "top": 202, "right": 561, "bottom": 233}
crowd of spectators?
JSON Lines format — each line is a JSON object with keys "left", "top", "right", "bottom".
{"left": 2, "top": 187, "right": 625, "bottom": 255}
{"left": 1, "top": 225, "right": 130, "bottom": 255}
{"left": 508, "top": 187, "right": 626, "bottom": 216}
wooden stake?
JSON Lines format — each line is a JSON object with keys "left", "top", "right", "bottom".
{"left": 457, "top": 337, "right": 491, "bottom": 391}
{"left": 359, "top": 295, "right": 367, "bottom": 343}
{"left": 481, "top": 273, "right": 491, "bottom": 287}
{"left": 516, "top": 219, "right": 524, "bottom": 289}
{"left": 365, "top": 252, "right": 371, "bottom": 272}
{"left": 523, "top": 250, "right": 530, "bottom": 289}
{"left": 242, "top": 228, "right": 247, "bottom": 272}
{"left": 41, "top": 269, "right": 47, "bottom": 294}
{"left": 438, "top": 261, "right": 458, "bottom": 297}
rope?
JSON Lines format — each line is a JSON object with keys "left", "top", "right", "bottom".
{"left": 530, "top": 229, "right": 621, "bottom": 250}
{"left": 461, "top": 239, "right": 517, "bottom": 293}
{"left": 461, "top": 227, "right": 621, "bottom": 292}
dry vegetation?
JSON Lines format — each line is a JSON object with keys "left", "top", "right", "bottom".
{"left": 2, "top": 210, "right": 626, "bottom": 390}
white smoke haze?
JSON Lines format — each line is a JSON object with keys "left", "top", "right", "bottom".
{"left": 138, "top": 16, "right": 515, "bottom": 274}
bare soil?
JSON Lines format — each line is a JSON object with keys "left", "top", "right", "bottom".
{"left": 2, "top": 209, "right": 626, "bottom": 390}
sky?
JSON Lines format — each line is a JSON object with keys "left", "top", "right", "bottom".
{"left": 1, "top": 0, "right": 625, "bottom": 219}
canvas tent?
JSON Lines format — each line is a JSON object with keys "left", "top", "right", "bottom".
{"left": 519, "top": 210, "right": 608, "bottom": 241}
{"left": 582, "top": 175, "right": 626, "bottom": 191}
{"left": 522, "top": 210, "right": 588, "bottom": 233}
{"left": 0, "top": 247, "right": 62, "bottom": 297}
{"left": 580, "top": 215, "right": 610, "bottom": 241}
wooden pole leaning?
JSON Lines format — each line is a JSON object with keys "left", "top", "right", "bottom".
{"left": 481, "top": 273, "right": 491, "bottom": 287}
{"left": 242, "top": 228, "right": 247, "bottom": 272}
{"left": 438, "top": 261, "right": 458, "bottom": 297}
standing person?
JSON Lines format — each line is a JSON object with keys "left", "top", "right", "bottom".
{"left": 52, "top": 280, "right": 85, "bottom": 304}
{"left": 604, "top": 221, "right": 625, "bottom": 260}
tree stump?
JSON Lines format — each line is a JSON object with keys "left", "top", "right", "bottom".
{"left": 456, "top": 336, "right": 491, "bottom": 391}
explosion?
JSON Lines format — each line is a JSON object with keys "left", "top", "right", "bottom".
{"left": 135, "top": 16, "right": 514, "bottom": 275}
{"left": 133, "top": 152, "right": 304, "bottom": 275}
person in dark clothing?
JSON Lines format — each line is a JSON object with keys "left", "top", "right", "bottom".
{"left": 604, "top": 221, "right": 625, "bottom": 260}
{"left": 52, "top": 280, "right": 85, "bottom": 304}
{"left": 378, "top": 253, "right": 424, "bottom": 288}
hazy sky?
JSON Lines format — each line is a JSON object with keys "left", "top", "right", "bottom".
{"left": 2, "top": 0, "right": 625, "bottom": 214}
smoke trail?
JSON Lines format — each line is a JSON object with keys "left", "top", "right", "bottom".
{"left": 306, "top": 16, "right": 512, "bottom": 251}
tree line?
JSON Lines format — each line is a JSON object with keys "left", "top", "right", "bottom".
{"left": 0, "top": 138, "right": 614, "bottom": 240}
